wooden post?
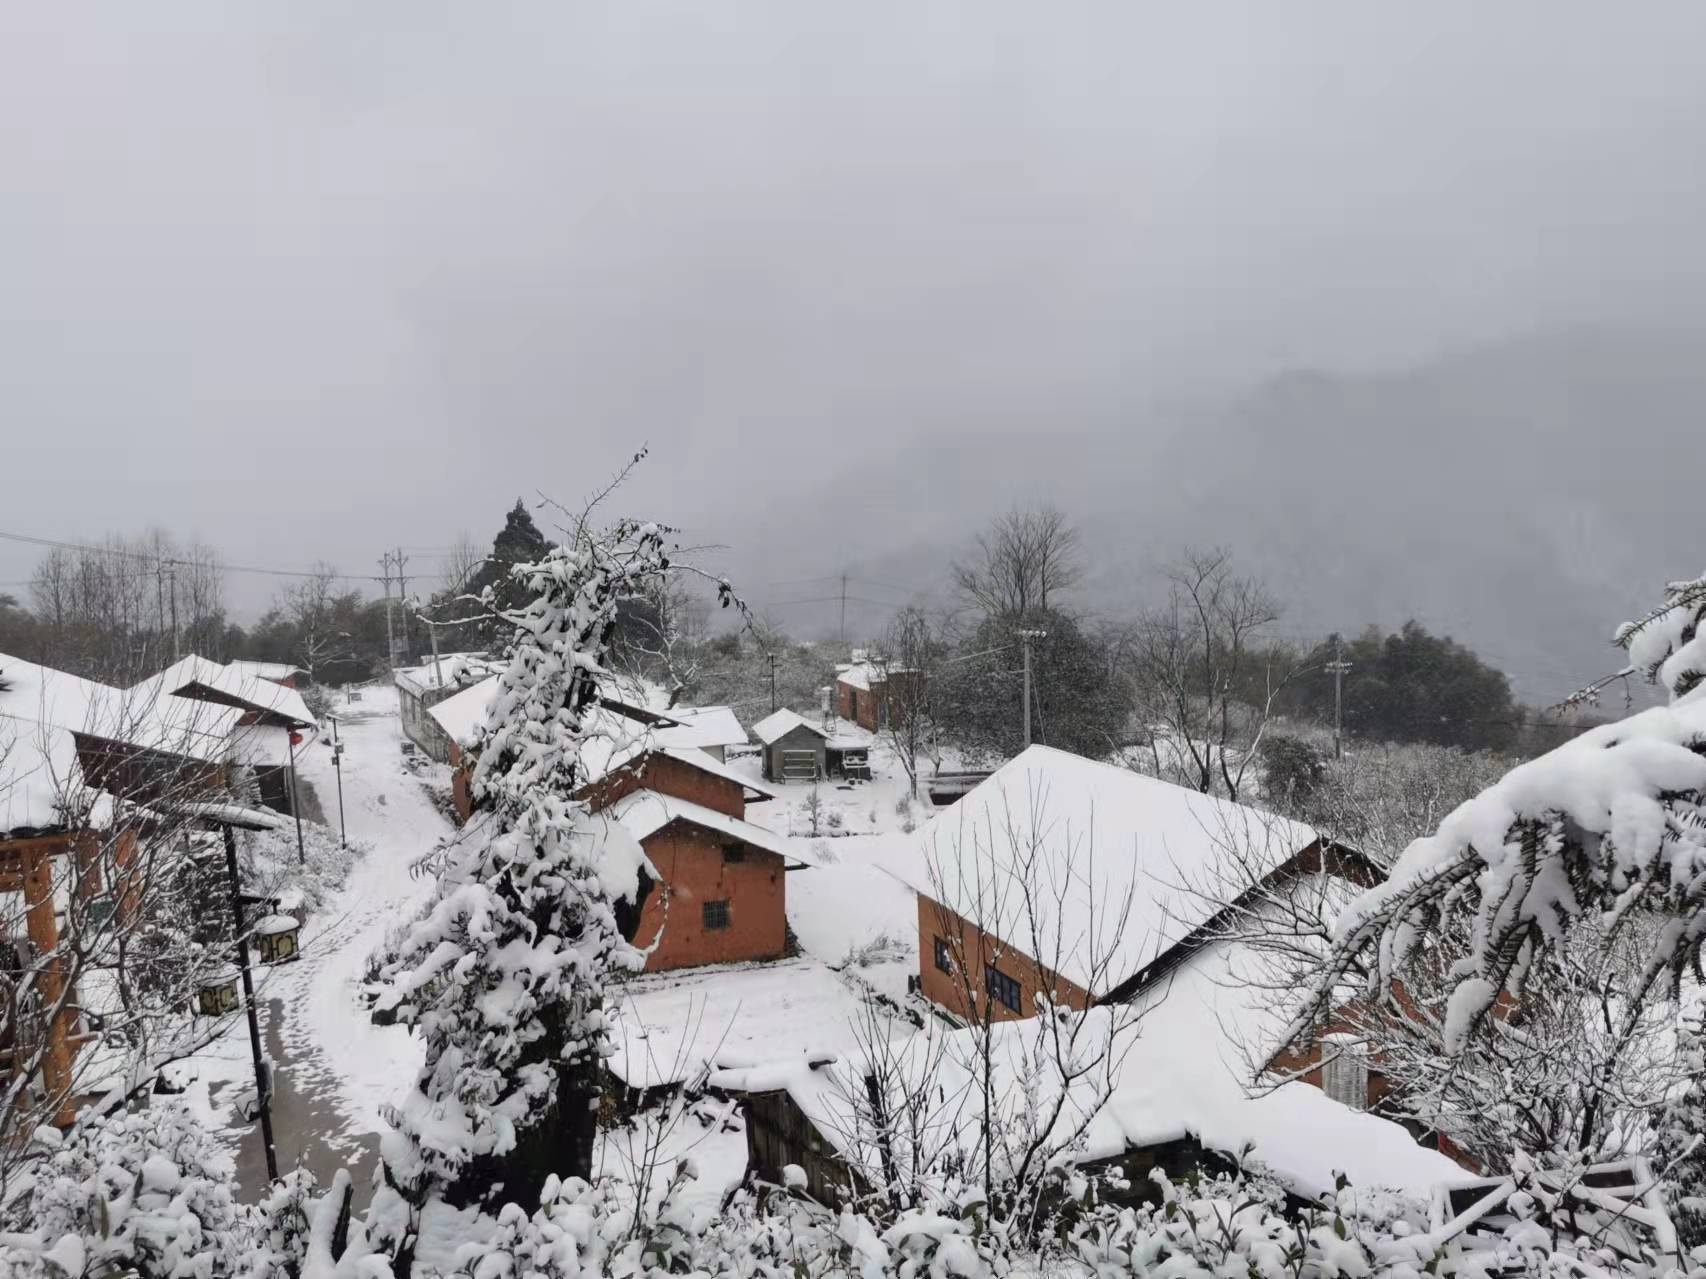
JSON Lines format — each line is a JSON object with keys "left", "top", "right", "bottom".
{"left": 22, "top": 842, "right": 77, "bottom": 1127}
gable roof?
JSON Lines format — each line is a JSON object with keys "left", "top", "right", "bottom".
{"left": 135, "top": 654, "right": 316, "bottom": 730}
{"left": 432, "top": 678, "right": 775, "bottom": 800}
{"left": 225, "top": 660, "right": 305, "bottom": 683}
{"left": 751, "top": 708, "right": 830, "bottom": 745}
{"left": 653, "top": 705, "right": 748, "bottom": 752}
{"left": 893, "top": 745, "right": 1317, "bottom": 994}
{"left": 0, "top": 651, "right": 236, "bottom": 762}
{"left": 603, "top": 790, "right": 812, "bottom": 867}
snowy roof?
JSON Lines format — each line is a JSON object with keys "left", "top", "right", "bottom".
{"left": 225, "top": 660, "right": 304, "bottom": 683}
{"left": 836, "top": 660, "right": 913, "bottom": 692}
{"left": 228, "top": 722, "right": 297, "bottom": 768}
{"left": 393, "top": 655, "right": 501, "bottom": 699}
{"left": 603, "top": 790, "right": 810, "bottom": 866}
{"left": 895, "top": 745, "right": 1318, "bottom": 994}
{"left": 0, "top": 716, "right": 80, "bottom": 835}
{"left": 652, "top": 705, "right": 748, "bottom": 752}
{"left": 425, "top": 674, "right": 497, "bottom": 748}
{"left": 714, "top": 936, "right": 1460, "bottom": 1200}
{"left": 0, "top": 650, "right": 235, "bottom": 763}
{"left": 751, "top": 708, "right": 830, "bottom": 745}
{"left": 135, "top": 654, "right": 316, "bottom": 730}
{"left": 432, "top": 680, "right": 775, "bottom": 801}
{"left": 605, "top": 958, "right": 875, "bottom": 1091}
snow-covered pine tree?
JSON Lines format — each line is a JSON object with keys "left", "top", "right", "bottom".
{"left": 376, "top": 498, "right": 722, "bottom": 1229}
{"left": 1290, "top": 573, "right": 1706, "bottom": 1054}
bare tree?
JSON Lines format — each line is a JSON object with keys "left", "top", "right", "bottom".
{"left": 824, "top": 798, "right": 1155, "bottom": 1238}
{"left": 441, "top": 531, "right": 486, "bottom": 596}
{"left": 952, "top": 506, "right": 1082, "bottom": 621}
{"left": 1169, "top": 759, "right": 1692, "bottom": 1174}
{"left": 0, "top": 681, "right": 290, "bottom": 1208}
{"left": 1122, "top": 548, "right": 1300, "bottom": 802}
{"left": 873, "top": 607, "right": 938, "bottom": 798}
{"left": 275, "top": 562, "right": 355, "bottom": 683}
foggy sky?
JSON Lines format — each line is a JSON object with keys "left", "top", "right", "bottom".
{"left": 6, "top": 3, "right": 1706, "bottom": 669}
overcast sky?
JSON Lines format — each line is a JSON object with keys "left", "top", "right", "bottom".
{"left": 6, "top": 3, "right": 1706, "bottom": 625}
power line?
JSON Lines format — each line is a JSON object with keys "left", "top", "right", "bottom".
{"left": 0, "top": 528, "right": 383, "bottom": 583}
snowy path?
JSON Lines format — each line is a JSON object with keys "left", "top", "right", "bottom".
{"left": 233, "top": 684, "right": 450, "bottom": 1193}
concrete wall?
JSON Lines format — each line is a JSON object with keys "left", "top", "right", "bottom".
{"left": 632, "top": 821, "right": 788, "bottom": 971}
{"left": 914, "top": 895, "right": 1092, "bottom": 1022}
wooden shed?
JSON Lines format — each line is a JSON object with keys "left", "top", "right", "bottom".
{"left": 751, "top": 709, "right": 830, "bottom": 784}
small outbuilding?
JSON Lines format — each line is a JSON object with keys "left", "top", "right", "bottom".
{"left": 751, "top": 709, "right": 829, "bottom": 783}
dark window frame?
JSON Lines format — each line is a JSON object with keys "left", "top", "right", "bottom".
{"left": 722, "top": 842, "right": 747, "bottom": 863}
{"left": 702, "top": 899, "right": 732, "bottom": 931}
{"left": 985, "top": 963, "right": 1021, "bottom": 1013}
{"left": 933, "top": 936, "right": 954, "bottom": 974}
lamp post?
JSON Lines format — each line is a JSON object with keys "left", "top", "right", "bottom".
{"left": 221, "top": 824, "right": 278, "bottom": 1182}
{"left": 329, "top": 716, "right": 347, "bottom": 849}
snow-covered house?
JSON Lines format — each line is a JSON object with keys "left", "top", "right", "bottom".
{"left": 430, "top": 677, "right": 811, "bottom": 972}
{"left": 650, "top": 705, "right": 747, "bottom": 762}
{"left": 713, "top": 947, "right": 1463, "bottom": 1209}
{"left": 834, "top": 654, "right": 920, "bottom": 734}
{"left": 752, "top": 708, "right": 871, "bottom": 782}
{"left": 894, "top": 745, "right": 1320, "bottom": 1019}
{"left": 131, "top": 655, "right": 316, "bottom": 815}
{"left": 392, "top": 654, "right": 501, "bottom": 762}
{"left": 0, "top": 653, "right": 255, "bottom": 1131}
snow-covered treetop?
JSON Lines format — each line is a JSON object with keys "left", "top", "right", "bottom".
{"left": 1292, "top": 573, "right": 1706, "bottom": 1053}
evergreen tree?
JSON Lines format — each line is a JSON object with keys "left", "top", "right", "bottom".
{"left": 375, "top": 503, "right": 716, "bottom": 1238}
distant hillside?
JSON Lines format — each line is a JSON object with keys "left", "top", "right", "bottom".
{"left": 706, "top": 324, "right": 1697, "bottom": 706}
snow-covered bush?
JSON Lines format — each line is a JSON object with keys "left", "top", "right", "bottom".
{"left": 1656, "top": 1017, "right": 1706, "bottom": 1254}
{"left": 0, "top": 1103, "right": 249, "bottom": 1278}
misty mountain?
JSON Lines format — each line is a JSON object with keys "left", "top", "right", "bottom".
{"left": 726, "top": 324, "right": 1696, "bottom": 705}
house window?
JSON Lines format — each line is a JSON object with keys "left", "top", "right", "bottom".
{"left": 702, "top": 899, "right": 731, "bottom": 931}
{"left": 933, "top": 936, "right": 954, "bottom": 974}
{"left": 1320, "top": 1034, "right": 1370, "bottom": 1111}
{"left": 723, "top": 843, "right": 747, "bottom": 863}
{"left": 985, "top": 964, "right": 1021, "bottom": 1013}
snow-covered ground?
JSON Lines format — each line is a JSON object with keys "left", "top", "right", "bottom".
{"left": 175, "top": 682, "right": 451, "bottom": 1195}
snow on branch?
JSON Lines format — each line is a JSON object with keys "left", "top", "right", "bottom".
{"left": 1291, "top": 573, "right": 1706, "bottom": 1056}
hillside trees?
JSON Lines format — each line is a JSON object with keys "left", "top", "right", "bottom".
{"left": 1294, "top": 621, "right": 1518, "bottom": 752}
{"left": 933, "top": 609, "right": 1125, "bottom": 761}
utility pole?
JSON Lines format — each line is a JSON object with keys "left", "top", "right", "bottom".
{"left": 221, "top": 824, "right": 278, "bottom": 1183}
{"left": 378, "top": 552, "right": 396, "bottom": 670}
{"left": 1018, "top": 629, "right": 1047, "bottom": 747}
{"left": 767, "top": 652, "right": 779, "bottom": 713}
{"left": 394, "top": 546, "right": 410, "bottom": 662}
{"left": 839, "top": 573, "right": 848, "bottom": 646}
{"left": 1325, "top": 635, "right": 1353, "bottom": 760}
{"left": 166, "top": 561, "right": 180, "bottom": 660}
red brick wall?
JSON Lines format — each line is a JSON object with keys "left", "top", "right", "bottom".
{"left": 915, "top": 895, "right": 1092, "bottom": 1021}
{"left": 449, "top": 741, "right": 474, "bottom": 825}
{"left": 632, "top": 822, "right": 787, "bottom": 971}
{"left": 580, "top": 752, "right": 746, "bottom": 819}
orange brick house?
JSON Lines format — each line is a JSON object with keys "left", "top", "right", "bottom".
{"left": 431, "top": 677, "right": 810, "bottom": 972}
{"left": 893, "top": 745, "right": 1427, "bottom": 1126}
{"left": 833, "top": 654, "right": 921, "bottom": 734}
